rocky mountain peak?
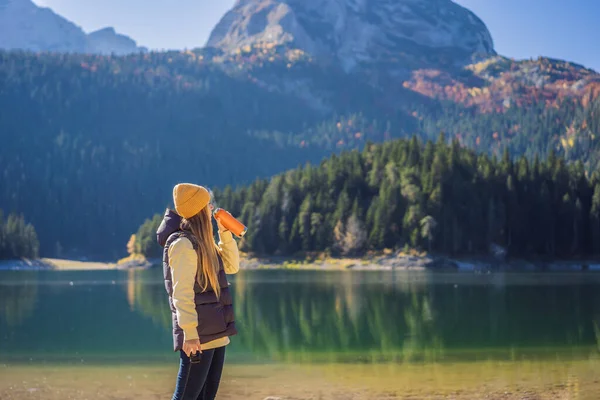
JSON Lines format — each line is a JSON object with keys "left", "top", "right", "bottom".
{"left": 207, "top": 0, "right": 496, "bottom": 71}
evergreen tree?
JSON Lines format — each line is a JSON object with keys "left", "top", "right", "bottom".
{"left": 0, "top": 211, "right": 40, "bottom": 260}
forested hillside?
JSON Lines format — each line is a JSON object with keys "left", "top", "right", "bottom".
{"left": 0, "top": 50, "right": 348, "bottom": 257}
{"left": 0, "top": 49, "right": 599, "bottom": 258}
{"left": 134, "top": 135, "right": 600, "bottom": 260}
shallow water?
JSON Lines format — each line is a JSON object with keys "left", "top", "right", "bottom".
{"left": 1, "top": 269, "right": 600, "bottom": 399}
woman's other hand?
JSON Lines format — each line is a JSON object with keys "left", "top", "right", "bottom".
{"left": 182, "top": 339, "right": 202, "bottom": 357}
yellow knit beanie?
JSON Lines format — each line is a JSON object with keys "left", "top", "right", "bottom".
{"left": 173, "top": 183, "right": 211, "bottom": 219}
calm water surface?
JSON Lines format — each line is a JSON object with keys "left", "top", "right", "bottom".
{"left": 1, "top": 269, "right": 600, "bottom": 366}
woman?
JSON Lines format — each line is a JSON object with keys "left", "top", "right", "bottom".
{"left": 157, "top": 183, "right": 239, "bottom": 400}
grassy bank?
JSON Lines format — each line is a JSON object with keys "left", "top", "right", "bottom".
{"left": 41, "top": 258, "right": 117, "bottom": 270}
{"left": 113, "top": 249, "right": 434, "bottom": 271}
{"left": 240, "top": 251, "right": 430, "bottom": 271}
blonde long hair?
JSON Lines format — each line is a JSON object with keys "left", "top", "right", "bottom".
{"left": 180, "top": 206, "right": 221, "bottom": 299}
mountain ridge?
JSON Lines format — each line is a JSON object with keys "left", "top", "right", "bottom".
{"left": 0, "top": 0, "right": 145, "bottom": 54}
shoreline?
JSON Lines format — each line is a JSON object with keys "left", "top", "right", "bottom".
{"left": 239, "top": 250, "right": 600, "bottom": 272}
{"left": 1, "top": 358, "right": 598, "bottom": 400}
{"left": 0, "top": 258, "right": 118, "bottom": 271}
{"left": 3, "top": 252, "right": 600, "bottom": 272}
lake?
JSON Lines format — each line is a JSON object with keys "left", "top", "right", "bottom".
{"left": 1, "top": 269, "right": 600, "bottom": 399}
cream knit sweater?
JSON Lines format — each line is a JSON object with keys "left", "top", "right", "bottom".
{"left": 168, "top": 230, "right": 240, "bottom": 350}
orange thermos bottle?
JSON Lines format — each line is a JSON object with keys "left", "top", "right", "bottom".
{"left": 214, "top": 208, "right": 247, "bottom": 238}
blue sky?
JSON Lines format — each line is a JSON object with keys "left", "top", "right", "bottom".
{"left": 33, "top": 0, "right": 599, "bottom": 71}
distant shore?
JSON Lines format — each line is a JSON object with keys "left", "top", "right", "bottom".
{"left": 240, "top": 252, "right": 600, "bottom": 272}
{"left": 3, "top": 251, "right": 600, "bottom": 272}
{"left": 0, "top": 258, "right": 117, "bottom": 271}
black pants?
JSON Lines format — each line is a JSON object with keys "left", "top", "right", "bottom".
{"left": 172, "top": 346, "right": 226, "bottom": 400}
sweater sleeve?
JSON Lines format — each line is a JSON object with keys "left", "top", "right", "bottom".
{"left": 218, "top": 230, "right": 240, "bottom": 274}
{"left": 168, "top": 237, "right": 199, "bottom": 341}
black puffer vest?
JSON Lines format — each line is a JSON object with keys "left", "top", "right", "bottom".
{"left": 158, "top": 209, "right": 237, "bottom": 351}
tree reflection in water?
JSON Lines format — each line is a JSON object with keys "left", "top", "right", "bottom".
{"left": 127, "top": 270, "right": 600, "bottom": 363}
{"left": 126, "top": 268, "right": 172, "bottom": 329}
{"left": 0, "top": 271, "right": 38, "bottom": 327}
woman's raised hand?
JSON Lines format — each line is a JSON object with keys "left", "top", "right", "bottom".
{"left": 215, "top": 217, "right": 227, "bottom": 233}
